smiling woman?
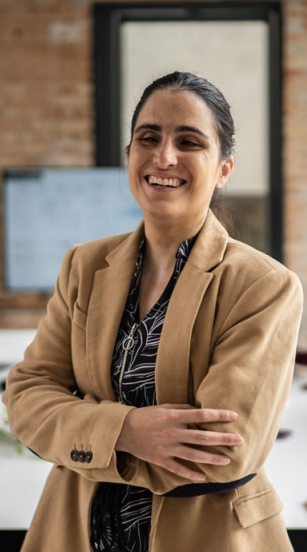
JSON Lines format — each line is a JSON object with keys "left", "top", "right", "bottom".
{"left": 127, "top": 88, "right": 233, "bottom": 232}
{"left": 2, "top": 72, "right": 303, "bottom": 552}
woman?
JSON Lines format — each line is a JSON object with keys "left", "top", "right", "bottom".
{"left": 3, "top": 72, "right": 303, "bottom": 552}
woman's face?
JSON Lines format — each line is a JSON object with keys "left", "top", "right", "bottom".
{"left": 127, "top": 89, "right": 233, "bottom": 230}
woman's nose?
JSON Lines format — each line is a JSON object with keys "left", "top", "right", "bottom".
{"left": 153, "top": 141, "right": 178, "bottom": 168}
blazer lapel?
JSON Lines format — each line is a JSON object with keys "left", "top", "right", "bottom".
{"left": 156, "top": 211, "right": 229, "bottom": 405}
{"left": 86, "top": 224, "right": 143, "bottom": 400}
{"left": 156, "top": 265, "right": 213, "bottom": 404}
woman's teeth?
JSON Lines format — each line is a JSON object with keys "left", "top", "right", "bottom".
{"left": 147, "top": 176, "right": 183, "bottom": 187}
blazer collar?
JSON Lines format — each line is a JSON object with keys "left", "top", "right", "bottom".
{"left": 104, "top": 209, "right": 228, "bottom": 272}
{"left": 86, "top": 211, "right": 228, "bottom": 402}
{"left": 187, "top": 209, "right": 229, "bottom": 273}
{"left": 105, "top": 222, "right": 145, "bottom": 267}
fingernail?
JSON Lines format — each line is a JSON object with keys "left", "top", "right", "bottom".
{"left": 221, "top": 457, "right": 231, "bottom": 464}
{"left": 229, "top": 411, "right": 238, "bottom": 420}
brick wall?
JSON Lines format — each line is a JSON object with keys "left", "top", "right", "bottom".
{"left": 283, "top": 0, "right": 307, "bottom": 348}
{"left": 0, "top": 0, "right": 306, "bottom": 346}
{"left": 0, "top": 0, "right": 94, "bottom": 167}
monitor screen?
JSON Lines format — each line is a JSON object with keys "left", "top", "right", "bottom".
{"left": 4, "top": 168, "right": 141, "bottom": 291}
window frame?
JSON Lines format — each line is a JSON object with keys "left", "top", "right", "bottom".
{"left": 93, "top": 1, "right": 283, "bottom": 261}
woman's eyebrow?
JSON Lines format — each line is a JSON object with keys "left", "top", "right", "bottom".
{"left": 176, "top": 125, "right": 211, "bottom": 140}
{"left": 134, "top": 123, "right": 161, "bottom": 134}
{"left": 134, "top": 123, "right": 211, "bottom": 141}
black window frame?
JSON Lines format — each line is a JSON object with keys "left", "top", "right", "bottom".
{"left": 93, "top": 1, "right": 283, "bottom": 261}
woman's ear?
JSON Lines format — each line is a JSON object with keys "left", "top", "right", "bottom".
{"left": 216, "top": 155, "right": 235, "bottom": 189}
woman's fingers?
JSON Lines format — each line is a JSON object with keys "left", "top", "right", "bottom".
{"left": 170, "top": 407, "right": 238, "bottom": 424}
{"left": 178, "top": 428, "right": 243, "bottom": 447}
{"left": 160, "top": 404, "right": 238, "bottom": 422}
{"left": 174, "top": 445, "right": 231, "bottom": 465}
{"left": 115, "top": 404, "right": 243, "bottom": 481}
{"left": 159, "top": 404, "right": 197, "bottom": 410}
{"left": 163, "top": 458, "right": 207, "bottom": 482}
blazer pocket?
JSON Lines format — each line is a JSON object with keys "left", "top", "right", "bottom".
{"left": 232, "top": 487, "right": 283, "bottom": 528}
{"left": 72, "top": 301, "right": 87, "bottom": 331}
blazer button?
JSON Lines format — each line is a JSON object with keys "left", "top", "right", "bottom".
{"left": 78, "top": 450, "right": 85, "bottom": 463}
{"left": 70, "top": 449, "right": 78, "bottom": 462}
{"left": 85, "top": 451, "right": 93, "bottom": 463}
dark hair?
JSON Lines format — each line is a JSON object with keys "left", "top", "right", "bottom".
{"left": 126, "top": 71, "right": 236, "bottom": 234}
{"left": 127, "top": 71, "right": 235, "bottom": 159}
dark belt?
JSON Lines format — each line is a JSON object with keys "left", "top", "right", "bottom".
{"left": 163, "top": 473, "right": 256, "bottom": 497}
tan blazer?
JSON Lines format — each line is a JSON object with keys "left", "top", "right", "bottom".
{"left": 3, "top": 211, "right": 303, "bottom": 552}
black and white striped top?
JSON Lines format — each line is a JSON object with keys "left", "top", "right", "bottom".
{"left": 90, "top": 231, "right": 197, "bottom": 552}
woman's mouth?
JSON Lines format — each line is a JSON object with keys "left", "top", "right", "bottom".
{"left": 145, "top": 175, "right": 186, "bottom": 188}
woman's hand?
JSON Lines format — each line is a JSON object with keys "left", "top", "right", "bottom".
{"left": 115, "top": 404, "right": 243, "bottom": 482}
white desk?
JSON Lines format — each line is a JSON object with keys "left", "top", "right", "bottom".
{"left": 0, "top": 330, "right": 307, "bottom": 529}
{"left": 265, "top": 372, "right": 307, "bottom": 529}
{"left": 0, "top": 330, "right": 53, "bottom": 529}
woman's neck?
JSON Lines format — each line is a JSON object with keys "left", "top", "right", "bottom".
{"left": 142, "top": 214, "right": 206, "bottom": 277}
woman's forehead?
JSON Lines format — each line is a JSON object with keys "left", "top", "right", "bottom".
{"left": 135, "top": 89, "right": 216, "bottom": 133}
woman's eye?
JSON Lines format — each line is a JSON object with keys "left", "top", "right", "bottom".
{"left": 140, "top": 136, "right": 158, "bottom": 144}
{"left": 181, "top": 140, "right": 200, "bottom": 148}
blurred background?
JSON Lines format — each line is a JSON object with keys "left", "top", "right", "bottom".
{"left": 0, "top": 1, "right": 307, "bottom": 550}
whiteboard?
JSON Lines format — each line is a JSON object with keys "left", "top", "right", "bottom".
{"left": 4, "top": 168, "right": 141, "bottom": 291}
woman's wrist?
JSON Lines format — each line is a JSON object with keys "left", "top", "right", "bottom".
{"left": 115, "top": 409, "right": 136, "bottom": 453}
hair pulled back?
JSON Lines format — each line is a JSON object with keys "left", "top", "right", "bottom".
{"left": 127, "top": 71, "right": 235, "bottom": 160}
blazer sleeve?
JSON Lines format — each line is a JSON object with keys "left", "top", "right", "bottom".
{"left": 192, "top": 267, "right": 303, "bottom": 483}
{"left": 2, "top": 246, "right": 138, "bottom": 484}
